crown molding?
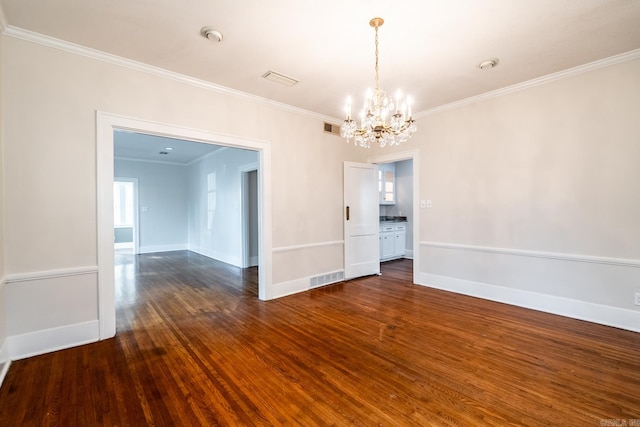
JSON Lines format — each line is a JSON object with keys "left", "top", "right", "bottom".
{"left": 115, "top": 145, "right": 231, "bottom": 167}
{"left": 3, "top": 25, "right": 339, "bottom": 123}
{"left": 415, "top": 48, "right": 640, "bottom": 119}
{"left": 185, "top": 146, "right": 230, "bottom": 166}
{"left": 114, "top": 156, "right": 191, "bottom": 166}
{"left": 4, "top": 25, "right": 639, "bottom": 123}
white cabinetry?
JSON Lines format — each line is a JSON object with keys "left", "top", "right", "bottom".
{"left": 378, "top": 163, "right": 395, "bottom": 205}
{"left": 380, "top": 222, "right": 406, "bottom": 261}
{"left": 380, "top": 224, "right": 395, "bottom": 259}
{"left": 394, "top": 224, "right": 406, "bottom": 257}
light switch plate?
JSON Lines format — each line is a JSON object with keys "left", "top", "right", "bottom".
{"left": 635, "top": 292, "right": 640, "bottom": 306}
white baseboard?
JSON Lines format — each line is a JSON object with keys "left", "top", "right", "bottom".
{"left": 417, "top": 272, "right": 640, "bottom": 333}
{"left": 114, "top": 242, "right": 134, "bottom": 249}
{"left": 272, "top": 277, "right": 309, "bottom": 299}
{"left": 404, "top": 249, "right": 414, "bottom": 259}
{"left": 189, "top": 246, "right": 242, "bottom": 268}
{"left": 0, "top": 338, "right": 11, "bottom": 389}
{"left": 138, "top": 243, "right": 188, "bottom": 254}
{"left": 0, "top": 360, "right": 10, "bottom": 390}
{"left": 8, "top": 320, "right": 100, "bottom": 361}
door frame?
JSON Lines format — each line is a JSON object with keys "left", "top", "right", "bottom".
{"left": 240, "top": 163, "right": 259, "bottom": 268}
{"left": 97, "top": 111, "right": 273, "bottom": 340}
{"left": 367, "top": 149, "right": 420, "bottom": 284}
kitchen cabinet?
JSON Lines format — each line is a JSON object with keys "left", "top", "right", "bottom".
{"left": 378, "top": 163, "right": 395, "bottom": 205}
{"left": 394, "top": 225, "right": 406, "bottom": 257}
{"left": 380, "top": 224, "right": 395, "bottom": 259}
{"left": 380, "top": 222, "right": 406, "bottom": 261}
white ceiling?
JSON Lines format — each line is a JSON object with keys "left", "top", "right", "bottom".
{"left": 114, "top": 130, "right": 224, "bottom": 165}
{"left": 2, "top": 0, "right": 640, "bottom": 121}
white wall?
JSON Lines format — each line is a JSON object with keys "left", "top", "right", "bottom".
{"left": 2, "top": 25, "right": 638, "bottom": 367}
{"left": 373, "top": 57, "right": 640, "bottom": 331}
{"left": 1, "top": 32, "right": 365, "bottom": 358}
{"left": 114, "top": 159, "right": 189, "bottom": 253}
{"left": 187, "top": 147, "right": 258, "bottom": 267}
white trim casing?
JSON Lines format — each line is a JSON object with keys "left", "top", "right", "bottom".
{"left": 8, "top": 320, "right": 100, "bottom": 361}
{"left": 138, "top": 244, "right": 188, "bottom": 254}
{"left": 0, "top": 355, "right": 10, "bottom": 390}
{"left": 5, "top": 266, "right": 99, "bottom": 283}
{"left": 415, "top": 49, "right": 640, "bottom": 118}
{"left": 4, "top": 26, "right": 338, "bottom": 124}
{"left": 97, "top": 111, "right": 274, "bottom": 341}
{"left": 420, "top": 241, "right": 640, "bottom": 268}
{"left": 417, "top": 272, "right": 640, "bottom": 334}
{"left": 4, "top": 268, "right": 100, "bottom": 360}
{"left": 368, "top": 149, "right": 420, "bottom": 285}
{"left": 4, "top": 26, "right": 639, "bottom": 123}
{"left": 240, "top": 162, "right": 259, "bottom": 268}
{"left": 0, "top": 274, "right": 9, "bottom": 388}
{"left": 189, "top": 246, "right": 242, "bottom": 269}
{"left": 418, "top": 242, "right": 640, "bottom": 333}
{"left": 273, "top": 240, "right": 344, "bottom": 253}
{"left": 272, "top": 269, "right": 345, "bottom": 299}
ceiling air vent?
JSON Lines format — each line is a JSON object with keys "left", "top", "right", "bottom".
{"left": 261, "top": 70, "right": 299, "bottom": 87}
{"left": 324, "top": 122, "right": 341, "bottom": 136}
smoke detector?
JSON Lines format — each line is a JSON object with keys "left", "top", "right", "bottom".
{"left": 477, "top": 58, "right": 499, "bottom": 70}
{"left": 201, "top": 26, "right": 223, "bottom": 42}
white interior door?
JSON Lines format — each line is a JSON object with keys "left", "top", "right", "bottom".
{"left": 344, "top": 161, "right": 380, "bottom": 279}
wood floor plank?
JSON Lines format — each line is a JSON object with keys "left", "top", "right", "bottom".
{"left": 0, "top": 252, "right": 639, "bottom": 426}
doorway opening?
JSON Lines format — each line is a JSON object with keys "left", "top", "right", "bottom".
{"left": 97, "top": 112, "right": 273, "bottom": 340}
{"left": 241, "top": 167, "right": 259, "bottom": 268}
{"left": 368, "top": 149, "right": 419, "bottom": 284}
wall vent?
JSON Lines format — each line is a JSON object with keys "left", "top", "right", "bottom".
{"left": 323, "top": 122, "right": 341, "bottom": 136}
{"left": 310, "top": 271, "right": 344, "bottom": 288}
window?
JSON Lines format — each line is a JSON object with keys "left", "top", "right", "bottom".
{"left": 207, "top": 172, "right": 216, "bottom": 230}
{"left": 114, "top": 181, "right": 134, "bottom": 227}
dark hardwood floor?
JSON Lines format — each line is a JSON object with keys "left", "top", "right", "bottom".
{"left": 0, "top": 251, "right": 639, "bottom": 426}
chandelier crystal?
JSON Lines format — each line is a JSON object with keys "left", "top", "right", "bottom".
{"left": 341, "top": 17, "right": 417, "bottom": 148}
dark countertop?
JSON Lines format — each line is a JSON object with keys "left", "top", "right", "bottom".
{"left": 379, "top": 216, "right": 407, "bottom": 223}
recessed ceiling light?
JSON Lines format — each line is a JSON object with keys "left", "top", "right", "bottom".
{"left": 200, "top": 26, "right": 223, "bottom": 42}
{"left": 477, "top": 58, "right": 499, "bottom": 70}
{"left": 262, "top": 70, "right": 299, "bottom": 87}
{"left": 165, "top": 147, "right": 174, "bottom": 151}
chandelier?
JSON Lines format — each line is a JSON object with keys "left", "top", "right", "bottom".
{"left": 341, "top": 17, "right": 417, "bottom": 148}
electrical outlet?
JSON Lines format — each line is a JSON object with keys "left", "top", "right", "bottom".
{"left": 635, "top": 292, "right": 640, "bottom": 306}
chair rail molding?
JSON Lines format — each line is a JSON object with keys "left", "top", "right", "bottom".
{"left": 419, "top": 241, "right": 640, "bottom": 268}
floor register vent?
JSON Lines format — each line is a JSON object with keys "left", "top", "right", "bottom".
{"left": 323, "top": 122, "right": 341, "bottom": 136}
{"left": 310, "top": 271, "right": 344, "bottom": 288}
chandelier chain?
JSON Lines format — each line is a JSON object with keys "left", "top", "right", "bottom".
{"left": 374, "top": 26, "right": 380, "bottom": 92}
